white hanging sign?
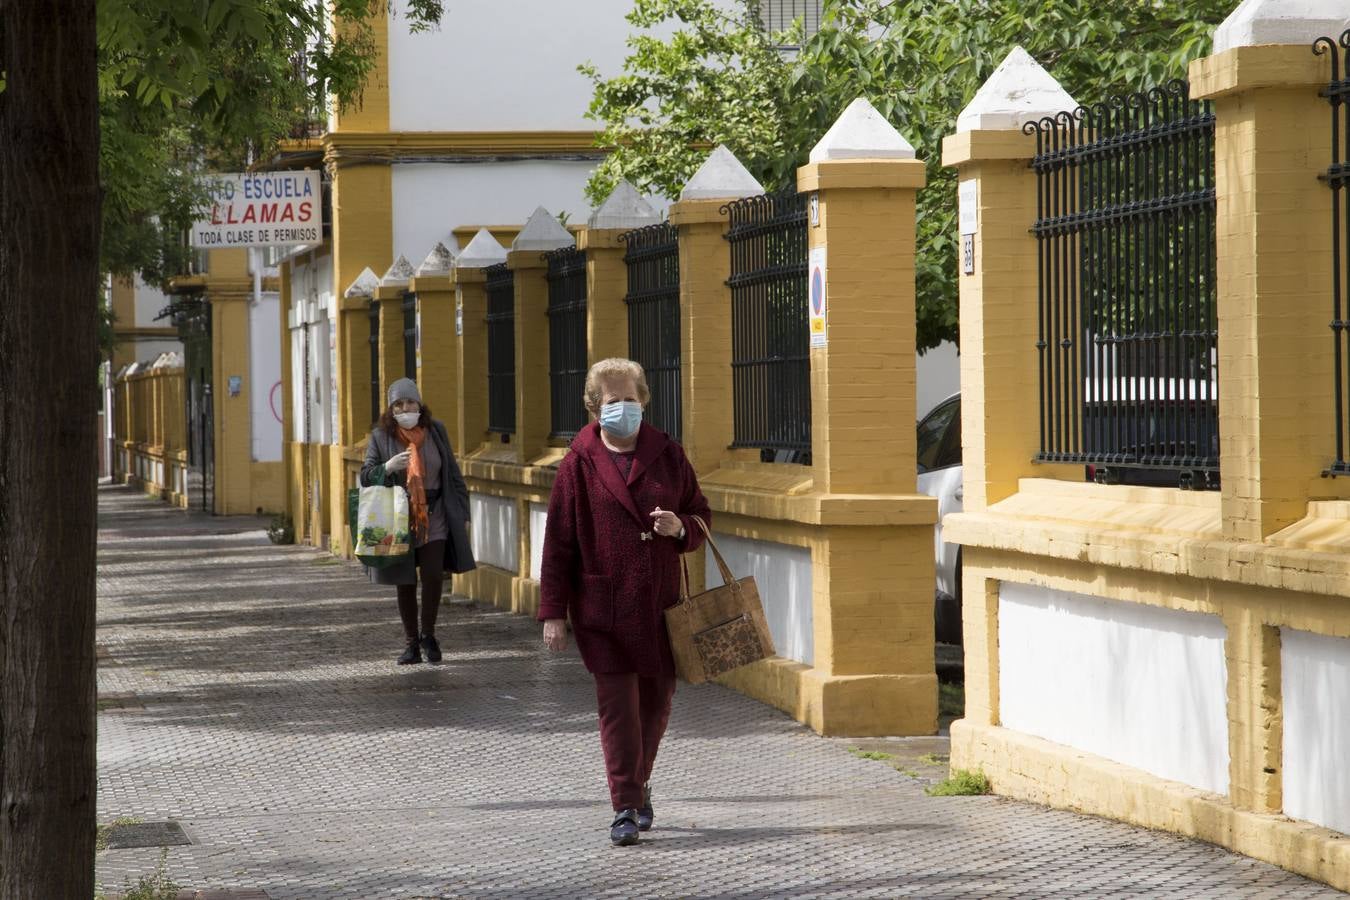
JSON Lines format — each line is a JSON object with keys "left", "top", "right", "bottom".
{"left": 808, "top": 246, "right": 827, "bottom": 349}
{"left": 192, "top": 170, "right": 323, "bottom": 249}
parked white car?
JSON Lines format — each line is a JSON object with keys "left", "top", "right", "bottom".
{"left": 916, "top": 393, "right": 963, "bottom": 646}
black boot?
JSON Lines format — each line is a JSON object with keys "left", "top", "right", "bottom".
{"left": 420, "top": 633, "right": 442, "bottom": 663}
{"left": 397, "top": 641, "right": 422, "bottom": 665}
{"left": 610, "top": 808, "right": 640, "bottom": 846}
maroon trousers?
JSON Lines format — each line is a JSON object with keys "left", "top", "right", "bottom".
{"left": 594, "top": 673, "right": 677, "bottom": 811}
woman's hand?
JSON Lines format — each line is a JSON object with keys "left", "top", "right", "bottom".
{"left": 650, "top": 507, "right": 685, "bottom": 539}
{"left": 384, "top": 450, "right": 412, "bottom": 474}
{"left": 543, "top": 619, "right": 568, "bottom": 652}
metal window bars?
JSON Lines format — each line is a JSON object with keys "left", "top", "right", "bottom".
{"left": 544, "top": 247, "right": 590, "bottom": 440}
{"left": 367, "top": 299, "right": 381, "bottom": 426}
{"left": 723, "top": 190, "right": 812, "bottom": 463}
{"left": 485, "top": 263, "right": 516, "bottom": 436}
{"left": 1315, "top": 30, "right": 1350, "bottom": 476}
{"left": 1026, "top": 79, "right": 1219, "bottom": 489}
{"left": 621, "top": 222, "right": 682, "bottom": 442}
{"left": 756, "top": 0, "right": 822, "bottom": 46}
{"left": 402, "top": 292, "right": 417, "bottom": 381}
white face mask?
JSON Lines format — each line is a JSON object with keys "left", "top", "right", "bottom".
{"left": 394, "top": 411, "right": 421, "bottom": 429}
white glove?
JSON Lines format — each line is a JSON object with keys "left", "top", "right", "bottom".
{"left": 384, "top": 450, "right": 411, "bottom": 474}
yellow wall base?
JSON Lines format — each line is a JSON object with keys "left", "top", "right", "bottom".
{"left": 719, "top": 657, "right": 937, "bottom": 736}
{"left": 951, "top": 720, "right": 1350, "bottom": 893}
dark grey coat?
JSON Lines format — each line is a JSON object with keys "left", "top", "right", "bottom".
{"left": 360, "top": 419, "right": 475, "bottom": 585}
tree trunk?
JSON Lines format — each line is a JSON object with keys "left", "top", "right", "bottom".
{"left": 0, "top": 0, "right": 101, "bottom": 895}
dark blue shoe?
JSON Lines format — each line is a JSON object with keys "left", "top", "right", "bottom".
{"left": 610, "top": 808, "right": 640, "bottom": 846}
{"left": 636, "top": 785, "right": 654, "bottom": 831}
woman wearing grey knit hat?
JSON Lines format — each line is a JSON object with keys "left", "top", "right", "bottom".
{"left": 360, "top": 377, "right": 476, "bottom": 664}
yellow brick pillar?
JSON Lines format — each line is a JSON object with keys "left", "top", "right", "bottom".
{"left": 584, "top": 180, "right": 664, "bottom": 364}
{"left": 1191, "top": 45, "right": 1350, "bottom": 542}
{"left": 411, "top": 243, "right": 459, "bottom": 429}
{"left": 794, "top": 100, "right": 937, "bottom": 735}
{"left": 210, "top": 291, "right": 252, "bottom": 515}
{"left": 375, "top": 287, "right": 405, "bottom": 404}
{"left": 509, "top": 207, "right": 576, "bottom": 464}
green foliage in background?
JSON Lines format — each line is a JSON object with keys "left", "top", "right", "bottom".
{"left": 584, "top": 0, "right": 1230, "bottom": 351}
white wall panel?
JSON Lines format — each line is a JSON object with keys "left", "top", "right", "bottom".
{"left": 999, "top": 582, "right": 1230, "bottom": 795}
{"left": 529, "top": 501, "right": 547, "bottom": 581}
{"left": 705, "top": 534, "right": 813, "bottom": 665}
{"left": 471, "top": 492, "right": 518, "bottom": 573}
{"left": 1282, "top": 628, "right": 1350, "bottom": 835}
{"left": 249, "top": 292, "right": 283, "bottom": 462}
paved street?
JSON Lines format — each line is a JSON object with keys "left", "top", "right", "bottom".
{"left": 95, "top": 485, "right": 1343, "bottom": 899}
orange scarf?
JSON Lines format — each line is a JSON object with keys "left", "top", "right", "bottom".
{"left": 396, "top": 425, "right": 429, "bottom": 543}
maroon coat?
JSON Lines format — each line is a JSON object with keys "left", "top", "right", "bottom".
{"left": 538, "top": 422, "right": 711, "bottom": 675}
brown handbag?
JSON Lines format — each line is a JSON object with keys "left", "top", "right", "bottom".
{"left": 665, "top": 515, "right": 776, "bottom": 684}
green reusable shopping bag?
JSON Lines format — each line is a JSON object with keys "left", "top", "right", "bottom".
{"left": 351, "top": 484, "right": 412, "bottom": 568}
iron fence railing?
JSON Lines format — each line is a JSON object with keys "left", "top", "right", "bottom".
{"left": 402, "top": 292, "right": 417, "bottom": 381}
{"left": 545, "top": 247, "right": 589, "bottom": 440}
{"left": 1027, "top": 79, "right": 1219, "bottom": 489}
{"left": 723, "top": 190, "right": 811, "bottom": 462}
{"left": 485, "top": 263, "right": 516, "bottom": 436}
{"left": 622, "top": 222, "right": 682, "bottom": 441}
{"left": 368, "top": 299, "right": 381, "bottom": 424}
{"left": 1316, "top": 30, "right": 1350, "bottom": 476}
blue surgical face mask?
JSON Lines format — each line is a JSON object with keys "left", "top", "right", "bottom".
{"left": 599, "top": 400, "right": 643, "bottom": 438}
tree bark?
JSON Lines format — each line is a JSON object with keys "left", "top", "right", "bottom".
{"left": 0, "top": 0, "right": 101, "bottom": 895}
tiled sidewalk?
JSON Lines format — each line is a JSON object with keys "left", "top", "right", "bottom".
{"left": 95, "top": 485, "right": 1342, "bottom": 899}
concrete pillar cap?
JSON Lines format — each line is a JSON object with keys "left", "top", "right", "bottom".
{"left": 379, "top": 255, "right": 415, "bottom": 288}
{"left": 809, "top": 97, "right": 915, "bottom": 162}
{"left": 956, "top": 46, "right": 1078, "bottom": 133}
{"left": 511, "top": 207, "right": 575, "bottom": 252}
{"left": 455, "top": 228, "right": 509, "bottom": 268}
{"left": 588, "top": 180, "right": 662, "bottom": 229}
{"left": 343, "top": 266, "right": 380, "bottom": 300}
{"left": 1213, "top": 0, "right": 1350, "bottom": 53}
{"left": 415, "top": 242, "right": 457, "bottom": 277}
{"left": 679, "top": 145, "right": 764, "bottom": 201}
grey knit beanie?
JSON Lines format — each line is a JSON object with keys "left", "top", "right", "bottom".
{"left": 387, "top": 377, "right": 421, "bottom": 406}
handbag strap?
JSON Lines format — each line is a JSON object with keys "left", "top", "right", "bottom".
{"left": 688, "top": 515, "right": 737, "bottom": 588}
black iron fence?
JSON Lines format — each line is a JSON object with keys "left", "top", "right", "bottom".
{"left": 485, "top": 264, "right": 516, "bottom": 436}
{"left": 723, "top": 190, "right": 811, "bottom": 462}
{"left": 622, "top": 222, "right": 682, "bottom": 441}
{"left": 545, "top": 247, "right": 589, "bottom": 439}
{"left": 368, "top": 300, "right": 381, "bottom": 424}
{"left": 1316, "top": 30, "right": 1350, "bottom": 476}
{"left": 757, "top": 0, "right": 822, "bottom": 45}
{"left": 1026, "top": 80, "right": 1219, "bottom": 489}
{"left": 402, "top": 292, "right": 417, "bottom": 381}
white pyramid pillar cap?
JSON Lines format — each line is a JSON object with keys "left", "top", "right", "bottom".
{"left": 809, "top": 97, "right": 916, "bottom": 162}
{"left": 1214, "top": 0, "right": 1350, "bottom": 53}
{"left": 512, "top": 207, "right": 575, "bottom": 252}
{"left": 679, "top": 145, "right": 764, "bottom": 201}
{"left": 588, "top": 180, "right": 662, "bottom": 229}
{"left": 379, "top": 255, "right": 415, "bottom": 288}
{"left": 343, "top": 266, "right": 380, "bottom": 300}
{"left": 456, "top": 229, "right": 509, "bottom": 268}
{"left": 956, "top": 47, "right": 1078, "bottom": 133}
{"left": 414, "top": 242, "right": 457, "bottom": 277}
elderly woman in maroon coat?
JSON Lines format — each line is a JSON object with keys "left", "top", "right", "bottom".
{"left": 539, "top": 357, "right": 711, "bottom": 846}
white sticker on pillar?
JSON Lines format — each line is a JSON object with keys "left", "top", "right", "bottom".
{"left": 809, "top": 246, "right": 827, "bottom": 349}
{"left": 455, "top": 304, "right": 463, "bottom": 337}
{"left": 959, "top": 180, "right": 978, "bottom": 236}
{"left": 415, "top": 298, "right": 423, "bottom": 372}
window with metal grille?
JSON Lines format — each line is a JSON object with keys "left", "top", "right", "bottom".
{"left": 1316, "top": 30, "right": 1350, "bottom": 476}
{"left": 757, "top": 0, "right": 821, "bottom": 46}
{"left": 723, "top": 190, "right": 811, "bottom": 463}
{"left": 368, "top": 299, "right": 381, "bottom": 424}
{"left": 402, "top": 291, "right": 417, "bottom": 381}
{"left": 485, "top": 263, "right": 516, "bottom": 436}
{"left": 622, "top": 222, "right": 682, "bottom": 441}
{"left": 544, "top": 247, "right": 589, "bottom": 440}
{"left": 1027, "top": 80, "right": 1218, "bottom": 489}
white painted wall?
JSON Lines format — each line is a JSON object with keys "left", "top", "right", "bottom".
{"left": 249, "top": 292, "right": 283, "bottom": 462}
{"left": 388, "top": 0, "right": 650, "bottom": 131}
{"left": 529, "top": 501, "right": 547, "bottom": 581}
{"left": 999, "top": 582, "right": 1230, "bottom": 795}
{"left": 917, "top": 341, "right": 960, "bottom": 420}
{"left": 133, "top": 275, "right": 172, "bottom": 328}
{"left": 391, "top": 162, "right": 595, "bottom": 265}
{"left": 705, "top": 533, "right": 813, "bottom": 665}
{"left": 1281, "top": 628, "right": 1350, "bottom": 835}
{"left": 471, "top": 492, "right": 519, "bottom": 572}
